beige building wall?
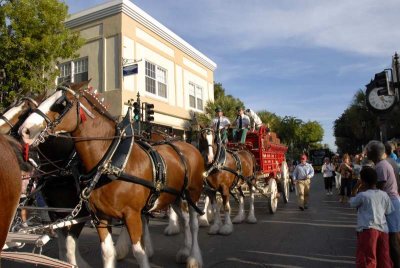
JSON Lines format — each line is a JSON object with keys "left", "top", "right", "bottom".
{"left": 65, "top": 0, "right": 216, "bottom": 130}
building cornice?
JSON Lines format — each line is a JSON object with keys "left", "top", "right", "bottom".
{"left": 66, "top": 0, "right": 217, "bottom": 71}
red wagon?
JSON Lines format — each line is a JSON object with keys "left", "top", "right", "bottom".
{"left": 228, "top": 125, "right": 289, "bottom": 214}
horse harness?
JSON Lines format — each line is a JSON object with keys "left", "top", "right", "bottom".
{"left": 79, "top": 107, "right": 204, "bottom": 217}
{"left": 203, "top": 140, "right": 255, "bottom": 198}
{"left": 25, "top": 86, "right": 204, "bottom": 227}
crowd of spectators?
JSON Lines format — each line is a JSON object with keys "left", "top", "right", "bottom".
{"left": 288, "top": 140, "right": 400, "bottom": 267}
{"left": 334, "top": 141, "right": 400, "bottom": 268}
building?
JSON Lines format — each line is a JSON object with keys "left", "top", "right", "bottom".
{"left": 61, "top": 0, "right": 216, "bottom": 135}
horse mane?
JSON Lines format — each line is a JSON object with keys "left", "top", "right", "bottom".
{"left": 62, "top": 79, "right": 116, "bottom": 122}
{"left": 81, "top": 88, "right": 117, "bottom": 122}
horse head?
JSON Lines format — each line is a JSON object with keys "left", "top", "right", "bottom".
{"left": 199, "top": 127, "right": 218, "bottom": 164}
{"left": 19, "top": 81, "right": 91, "bottom": 146}
{"left": 0, "top": 96, "right": 39, "bottom": 135}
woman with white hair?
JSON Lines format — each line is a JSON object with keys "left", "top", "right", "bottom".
{"left": 321, "top": 157, "right": 335, "bottom": 195}
{"left": 366, "top": 140, "right": 400, "bottom": 267}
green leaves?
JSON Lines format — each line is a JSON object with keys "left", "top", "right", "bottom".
{"left": 334, "top": 90, "right": 378, "bottom": 154}
{"left": 0, "top": 0, "right": 84, "bottom": 107}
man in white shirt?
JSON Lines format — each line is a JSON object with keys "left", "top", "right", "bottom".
{"left": 233, "top": 107, "right": 250, "bottom": 143}
{"left": 245, "top": 108, "right": 263, "bottom": 131}
{"left": 211, "top": 107, "right": 230, "bottom": 144}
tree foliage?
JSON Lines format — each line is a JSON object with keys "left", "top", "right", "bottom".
{"left": 257, "top": 110, "right": 280, "bottom": 131}
{"left": 334, "top": 90, "right": 380, "bottom": 154}
{"left": 0, "top": 0, "right": 84, "bottom": 106}
{"left": 299, "top": 121, "right": 324, "bottom": 145}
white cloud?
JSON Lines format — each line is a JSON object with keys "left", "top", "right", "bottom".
{"left": 135, "top": 0, "right": 400, "bottom": 57}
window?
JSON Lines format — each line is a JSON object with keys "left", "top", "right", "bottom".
{"left": 145, "top": 61, "right": 167, "bottom": 98}
{"left": 74, "top": 58, "right": 88, "bottom": 83}
{"left": 57, "top": 63, "right": 71, "bottom": 85}
{"left": 189, "top": 82, "right": 203, "bottom": 110}
{"left": 57, "top": 57, "right": 88, "bottom": 85}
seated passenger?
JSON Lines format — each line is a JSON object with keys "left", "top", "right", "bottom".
{"left": 210, "top": 107, "right": 230, "bottom": 144}
{"left": 233, "top": 106, "right": 250, "bottom": 143}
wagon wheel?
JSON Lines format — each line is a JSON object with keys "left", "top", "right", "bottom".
{"left": 267, "top": 178, "right": 278, "bottom": 214}
{"left": 281, "top": 161, "right": 290, "bottom": 203}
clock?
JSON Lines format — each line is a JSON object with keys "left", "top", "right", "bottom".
{"left": 366, "top": 86, "right": 396, "bottom": 112}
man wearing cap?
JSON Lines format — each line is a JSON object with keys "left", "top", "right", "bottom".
{"left": 211, "top": 107, "right": 231, "bottom": 144}
{"left": 233, "top": 107, "right": 251, "bottom": 143}
{"left": 292, "top": 154, "right": 314, "bottom": 211}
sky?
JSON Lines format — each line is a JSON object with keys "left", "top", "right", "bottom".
{"left": 65, "top": 0, "right": 400, "bottom": 150}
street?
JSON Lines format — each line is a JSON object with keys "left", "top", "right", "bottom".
{"left": 4, "top": 173, "right": 357, "bottom": 267}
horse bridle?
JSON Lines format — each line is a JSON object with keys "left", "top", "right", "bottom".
{"left": 199, "top": 128, "right": 215, "bottom": 147}
{"left": 200, "top": 127, "right": 225, "bottom": 145}
{"left": 0, "top": 97, "right": 39, "bottom": 131}
{"left": 30, "top": 86, "right": 83, "bottom": 147}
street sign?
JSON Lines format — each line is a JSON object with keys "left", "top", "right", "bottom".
{"left": 123, "top": 64, "right": 138, "bottom": 76}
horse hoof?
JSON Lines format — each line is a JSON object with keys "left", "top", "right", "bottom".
{"left": 187, "top": 257, "right": 202, "bottom": 268}
{"left": 232, "top": 215, "right": 244, "bottom": 224}
{"left": 176, "top": 248, "right": 190, "bottom": 264}
{"left": 246, "top": 216, "right": 257, "bottom": 224}
{"left": 218, "top": 224, "right": 233, "bottom": 235}
{"left": 164, "top": 224, "right": 180, "bottom": 236}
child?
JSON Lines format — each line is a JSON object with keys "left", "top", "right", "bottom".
{"left": 349, "top": 166, "right": 393, "bottom": 268}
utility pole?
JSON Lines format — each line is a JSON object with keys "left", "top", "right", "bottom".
{"left": 393, "top": 52, "right": 400, "bottom": 101}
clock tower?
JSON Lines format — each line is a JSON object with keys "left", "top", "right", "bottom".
{"left": 365, "top": 52, "right": 400, "bottom": 141}
{"left": 366, "top": 53, "right": 400, "bottom": 113}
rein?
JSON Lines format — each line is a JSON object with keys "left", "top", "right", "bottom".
{"left": 49, "top": 132, "right": 130, "bottom": 141}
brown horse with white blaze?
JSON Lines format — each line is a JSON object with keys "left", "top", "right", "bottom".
{"left": 19, "top": 86, "right": 205, "bottom": 268}
{"left": 0, "top": 135, "right": 23, "bottom": 253}
{"left": 0, "top": 89, "right": 91, "bottom": 267}
{"left": 198, "top": 128, "right": 257, "bottom": 235}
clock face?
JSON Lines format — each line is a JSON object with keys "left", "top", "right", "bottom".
{"left": 366, "top": 87, "right": 396, "bottom": 112}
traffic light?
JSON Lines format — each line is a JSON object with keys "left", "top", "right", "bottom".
{"left": 145, "top": 103, "right": 154, "bottom": 122}
{"left": 373, "top": 70, "right": 394, "bottom": 95}
{"left": 133, "top": 102, "right": 140, "bottom": 122}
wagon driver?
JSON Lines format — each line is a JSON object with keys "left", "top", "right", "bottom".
{"left": 292, "top": 154, "right": 315, "bottom": 211}
{"left": 211, "top": 107, "right": 231, "bottom": 144}
{"left": 233, "top": 106, "right": 250, "bottom": 143}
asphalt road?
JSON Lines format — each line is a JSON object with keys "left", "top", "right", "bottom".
{"left": 4, "top": 173, "right": 357, "bottom": 267}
